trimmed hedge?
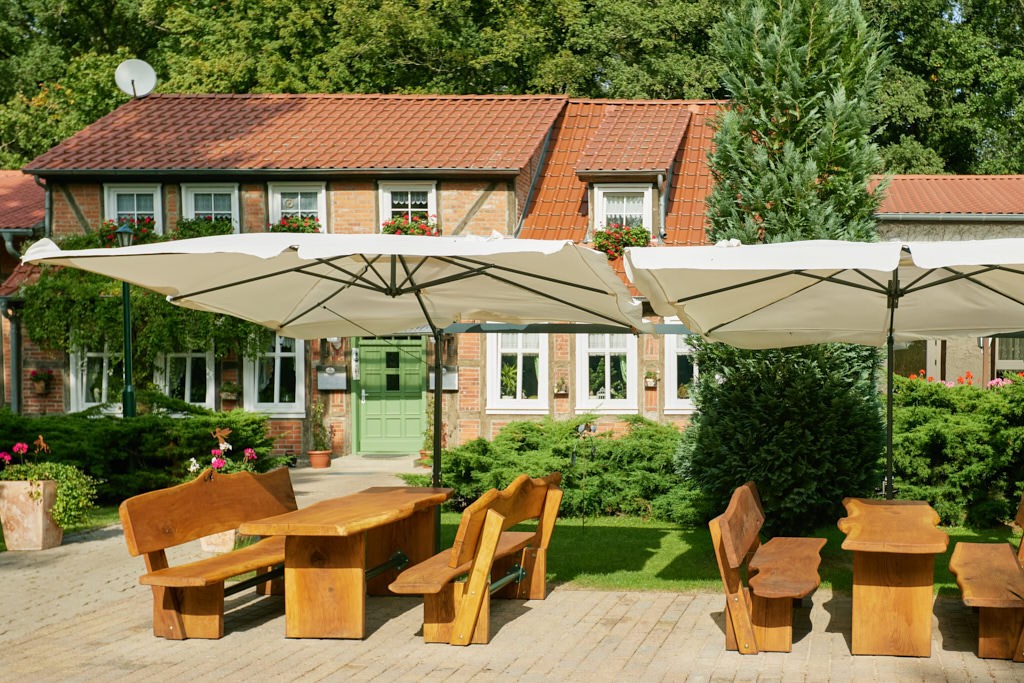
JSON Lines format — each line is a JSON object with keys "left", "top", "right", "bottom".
{"left": 0, "top": 400, "right": 284, "bottom": 504}
{"left": 404, "top": 415, "right": 697, "bottom": 524}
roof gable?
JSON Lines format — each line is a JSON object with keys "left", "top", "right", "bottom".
{"left": 25, "top": 94, "right": 568, "bottom": 175}
{"left": 575, "top": 105, "right": 692, "bottom": 178}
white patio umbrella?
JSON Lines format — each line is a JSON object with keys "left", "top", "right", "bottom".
{"left": 25, "top": 232, "right": 647, "bottom": 487}
{"left": 625, "top": 238, "right": 1024, "bottom": 497}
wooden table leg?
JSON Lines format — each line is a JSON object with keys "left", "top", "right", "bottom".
{"left": 851, "top": 551, "right": 935, "bottom": 656}
{"left": 284, "top": 534, "right": 366, "bottom": 638}
{"left": 365, "top": 506, "right": 437, "bottom": 595}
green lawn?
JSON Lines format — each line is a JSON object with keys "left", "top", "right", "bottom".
{"left": 440, "top": 512, "right": 1021, "bottom": 596}
{"left": 4, "top": 507, "right": 1018, "bottom": 600}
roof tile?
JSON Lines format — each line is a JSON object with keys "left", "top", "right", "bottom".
{"left": 878, "top": 175, "right": 1024, "bottom": 215}
{"left": 25, "top": 94, "right": 567, "bottom": 174}
{"left": 0, "top": 171, "right": 44, "bottom": 229}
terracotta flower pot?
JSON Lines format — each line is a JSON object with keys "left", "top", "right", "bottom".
{"left": 308, "top": 450, "right": 332, "bottom": 468}
{"left": 0, "top": 480, "right": 63, "bottom": 550}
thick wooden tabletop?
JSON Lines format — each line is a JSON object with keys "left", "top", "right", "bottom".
{"left": 837, "top": 497, "right": 948, "bottom": 554}
{"left": 238, "top": 486, "right": 452, "bottom": 537}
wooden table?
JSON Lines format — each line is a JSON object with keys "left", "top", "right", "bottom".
{"left": 238, "top": 486, "right": 452, "bottom": 639}
{"left": 837, "top": 497, "right": 949, "bottom": 657}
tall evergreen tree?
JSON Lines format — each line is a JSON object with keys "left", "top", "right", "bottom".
{"left": 685, "top": 0, "right": 888, "bottom": 535}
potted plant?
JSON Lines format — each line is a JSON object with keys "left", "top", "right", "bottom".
{"left": 219, "top": 381, "right": 241, "bottom": 401}
{"left": 307, "top": 401, "right": 332, "bottom": 468}
{"left": 268, "top": 215, "right": 322, "bottom": 233}
{"left": 381, "top": 214, "right": 441, "bottom": 236}
{"left": 644, "top": 370, "right": 659, "bottom": 388}
{"left": 0, "top": 436, "right": 98, "bottom": 550}
{"left": 28, "top": 368, "right": 55, "bottom": 395}
{"left": 592, "top": 222, "right": 651, "bottom": 260}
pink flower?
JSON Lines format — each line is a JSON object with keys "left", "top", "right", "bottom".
{"left": 211, "top": 448, "right": 222, "bottom": 457}
{"left": 0, "top": 452, "right": 10, "bottom": 465}
{"left": 12, "top": 442, "right": 28, "bottom": 456}
{"left": 211, "top": 456, "right": 226, "bottom": 470}
{"left": 244, "top": 448, "right": 257, "bottom": 462}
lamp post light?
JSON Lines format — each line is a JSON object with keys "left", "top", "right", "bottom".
{"left": 115, "top": 224, "right": 136, "bottom": 417}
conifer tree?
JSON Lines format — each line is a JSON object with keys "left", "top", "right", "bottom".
{"left": 685, "top": 0, "right": 888, "bottom": 535}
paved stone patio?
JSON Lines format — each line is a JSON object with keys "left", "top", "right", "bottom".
{"left": 1, "top": 455, "right": 1021, "bottom": 682}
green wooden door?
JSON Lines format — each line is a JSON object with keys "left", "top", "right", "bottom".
{"left": 356, "top": 338, "right": 426, "bottom": 453}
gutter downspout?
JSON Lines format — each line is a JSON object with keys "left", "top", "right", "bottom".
{"left": 2, "top": 301, "right": 20, "bottom": 414}
{"left": 34, "top": 175, "right": 51, "bottom": 238}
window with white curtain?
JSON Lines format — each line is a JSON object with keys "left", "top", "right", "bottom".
{"left": 594, "top": 184, "right": 652, "bottom": 230}
{"left": 486, "top": 333, "right": 548, "bottom": 413}
{"left": 181, "top": 184, "right": 239, "bottom": 230}
{"left": 378, "top": 181, "right": 437, "bottom": 227}
{"left": 104, "top": 184, "right": 163, "bottom": 233}
{"left": 268, "top": 182, "right": 326, "bottom": 228}
{"left": 995, "top": 338, "right": 1024, "bottom": 376}
{"left": 70, "top": 347, "right": 124, "bottom": 412}
{"left": 156, "top": 350, "right": 215, "bottom": 408}
{"left": 575, "top": 333, "right": 638, "bottom": 412}
{"left": 243, "top": 335, "right": 305, "bottom": 417}
{"left": 664, "top": 331, "right": 697, "bottom": 413}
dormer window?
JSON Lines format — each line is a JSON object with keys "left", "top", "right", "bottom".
{"left": 594, "top": 184, "right": 653, "bottom": 231}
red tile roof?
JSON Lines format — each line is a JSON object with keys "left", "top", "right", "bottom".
{"left": 877, "top": 175, "right": 1024, "bottom": 216}
{"left": 0, "top": 171, "right": 44, "bottom": 229}
{"left": 24, "top": 94, "right": 568, "bottom": 175}
{"left": 0, "top": 262, "right": 40, "bottom": 297}
{"left": 575, "top": 105, "right": 692, "bottom": 176}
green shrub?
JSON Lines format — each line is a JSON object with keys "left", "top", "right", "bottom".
{"left": 415, "top": 415, "right": 691, "bottom": 523}
{"left": 679, "top": 339, "right": 885, "bottom": 536}
{"left": 0, "top": 407, "right": 283, "bottom": 504}
{"left": 892, "top": 374, "right": 1024, "bottom": 527}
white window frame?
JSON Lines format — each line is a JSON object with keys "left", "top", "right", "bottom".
{"left": 994, "top": 338, "right": 1024, "bottom": 375}
{"left": 593, "top": 183, "right": 653, "bottom": 231}
{"left": 378, "top": 181, "right": 438, "bottom": 229}
{"left": 664, "top": 328, "right": 697, "bottom": 414}
{"left": 155, "top": 350, "right": 215, "bottom": 409}
{"left": 268, "top": 182, "right": 327, "bottom": 231}
{"left": 486, "top": 333, "right": 549, "bottom": 414}
{"left": 104, "top": 183, "right": 163, "bottom": 234}
{"left": 69, "top": 347, "right": 123, "bottom": 413}
{"left": 181, "top": 183, "right": 240, "bottom": 232}
{"left": 575, "top": 333, "right": 638, "bottom": 413}
{"left": 243, "top": 335, "right": 305, "bottom": 417}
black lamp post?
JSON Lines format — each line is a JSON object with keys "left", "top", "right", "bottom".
{"left": 115, "top": 224, "right": 136, "bottom": 417}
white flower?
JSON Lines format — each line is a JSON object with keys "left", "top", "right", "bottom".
{"left": 220, "top": 441, "right": 232, "bottom": 451}
{"left": 188, "top": 457, "right": 200, "bottom": 473}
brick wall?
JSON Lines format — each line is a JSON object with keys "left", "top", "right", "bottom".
{"left": 439, "top": 181, "right": 511, "bottom": 236}
{"left": 329, "top": 180, "right": 376, "bottom": 234}
{"left": 51, "top": 183, "right": 101, "bottom": 237}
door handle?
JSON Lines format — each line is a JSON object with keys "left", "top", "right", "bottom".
{"left": 361, "top": 388, "right": 366, "bottom": 404}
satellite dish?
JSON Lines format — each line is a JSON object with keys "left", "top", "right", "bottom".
{"left": 115, "top": 59, "right": 157, "bottom": 98}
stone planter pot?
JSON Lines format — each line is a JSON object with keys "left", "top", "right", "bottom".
{"left": 0, "top": 480, "right": 63, "bottom": 550}
{"left": 308, "top": 450, "right": 332, "bottom": 468}
{"left": 200, "top": 528, "right": 237, "bottom": 553}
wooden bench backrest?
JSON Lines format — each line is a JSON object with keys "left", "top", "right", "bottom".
{"left": 712, "top": 481, "right": 765, "bottom": 570}
{"left": 1016, "top": 491, "right": 1024, "bottom": 564}
{"left": 448, "top": 472, "right": 562, "bottom": 568}
{"left": 119, "top": 467, "right": 297, "bottom": 556}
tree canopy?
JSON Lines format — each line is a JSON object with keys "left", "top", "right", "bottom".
{"left": 2, "top": 1, "right": 1019, "bottom": 173}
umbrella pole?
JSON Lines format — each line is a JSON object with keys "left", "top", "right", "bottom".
{"left": 432, "top": 329, "right": 444, "bottom": 552}
{"left": 886, "top": 331, "right": 894, "bottom": 500}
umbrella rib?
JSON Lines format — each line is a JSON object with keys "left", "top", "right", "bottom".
{"left": 701, "top": 269, "right": 890, "bottom": 336}
{"left": 903, "top": 265, "right": 1024, "bottom": 308}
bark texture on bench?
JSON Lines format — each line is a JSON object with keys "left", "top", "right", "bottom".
{"left": 949, "top": 493, "right": 1024, "bottom": 660}
{"left": 119, "top": 467, "right": 296, "bottom": 640}
{"left": 709, "top": 481, "right": 825, "bottom": 654}
{"left": 389, "top": 472, "right": 562, "bottom": 645}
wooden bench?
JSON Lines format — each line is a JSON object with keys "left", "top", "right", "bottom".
{"left": 949, "top": 492, "right": 1024, "bottom": 660}
{"left": 709, "top": 481, "right": 826, "bottom": 654}
{"left": 389, "top": 472, "right": 562, "bottom": 645}
{"left": 119, "top": 467, "right": 297, "bottom": 640}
